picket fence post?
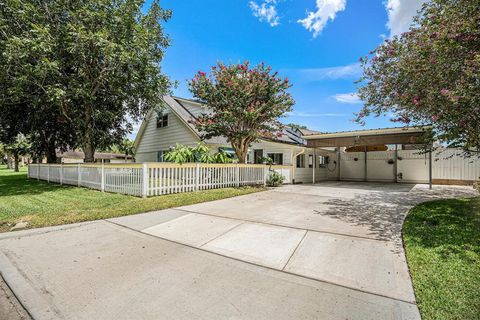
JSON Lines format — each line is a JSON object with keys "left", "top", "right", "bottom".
{"left": 47, "top": 165, "right": 50, "bottom": 183}
{"left": 195, "top": 163, "right": 200, "bottom": 191}
{"left": 142, "top": 163, "right": 149, "bottom": 198}
{"left": 101, "top": 162, "right": 105, "bottom": 192}
{"left": 263, "top": 165, "right": 267, "bottom": 187}
{"left": 37, "top": 165, "right": 40, "bottom": 180}
{"left": 77, "top": 163, "right": 81, "bottom": 187}
{"left": 235, "top": 163, "right": 240, "bottom": 187}
{"left": 60, "top": 163, "right": 63, "bottom": 185}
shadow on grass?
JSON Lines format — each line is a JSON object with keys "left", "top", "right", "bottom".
{"left": 403, "top": 198, "right": 479, "bottom": 256}
{"left": 0, "top": 167, "right": 72, "bottom": 197}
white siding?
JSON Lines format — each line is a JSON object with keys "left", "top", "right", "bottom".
{"left": 294, "top": 151, "right": 328, "bottom": 183}
{"left": 136, "top": 106, "right": 200, "bottom": 162}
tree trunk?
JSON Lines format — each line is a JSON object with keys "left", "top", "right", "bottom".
{"left": 82, "top": 107, "right": 95, "bottom": 163}
{"left": 13, "top": 153, "right": 19, "bottom": 172}
{"left": 232, "top": 141, "right": 248, "bottom": 164}
{"left": 46, "top": 144, "right": 57, "bottom": 164}
{"left": 6, "top": 154, "right": 13, "bottom": 169}
{"left": 83, "top": 143, "right": 95, "bottom": 163}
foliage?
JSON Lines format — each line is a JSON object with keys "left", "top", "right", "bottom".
{"left": 357, "top": 0, "right": 480, "bottom": 153}
{"left": 287, "top": 123, "right": 308, "bottom": 130}
{"left": 403, "top": 197, "right": 480, "bottom": 319}
{"left": 474, "top": 181, "right": 480, "bottom": 194}
{"left": 266, "top": 171, "right": 284, "bottom": 187}
{"left": 4, "top": 134, "right": 31, "bottom": 171}
{"left": 108, "top": 139, "right": 135, "bottom": 160}
{"left": 188, "top": 61, "right": 294, "bottom": 163}
{"left": 0, "top": 0, "right": 172, "bottom": 162}
{"left": 0, "top": 166, "right": 264, "bottom": 232}
{"left": 164, "top": 143, "right": 233, "bottom": 164}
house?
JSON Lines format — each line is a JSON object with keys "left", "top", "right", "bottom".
{"left": 134, "top": 96, "right": 479, "bottom": 186}
{"left": 134, "top": 96, "right": 330, "bottom": 183}
{"left": 57, "top": 150, "right": 134, "bottom": 164}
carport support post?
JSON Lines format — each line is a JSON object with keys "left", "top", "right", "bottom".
{"left": 337, "top": 150, "right": 341, "bottom": 181}
{"left": 429, "top": 146, "right": 433, "bottom": 190}
{"left": 312, "top": 148, "right": 316, "bottom": 184}
{"left": 394, "top": 144, "right": 398, "bottom": 183}
{"left": 364, "top": 145, "right": 368, "bottom": 182}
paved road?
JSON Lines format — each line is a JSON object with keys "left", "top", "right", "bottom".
{"left": 0, "top": 182, "right": 475, "bottom": 319}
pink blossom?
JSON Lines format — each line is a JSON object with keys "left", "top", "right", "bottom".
{"left": 440, "top": 88, "right": 449, "bottom": 96}
{"left": 431, "top": 115, "right": 439, "bottom": 122}
{"left": 413, "top": 96, "right": 420, "bottom": 106}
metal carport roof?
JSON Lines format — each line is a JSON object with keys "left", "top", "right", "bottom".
{"left": 303, "top": 126, "right": 432, "bottom": 148}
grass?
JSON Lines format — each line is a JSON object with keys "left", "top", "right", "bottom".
{"left": 403, "top": 196, "right": 480, "bottom": 320}
{"left": 0, "top": 166, "right": 264, "bottom": 232}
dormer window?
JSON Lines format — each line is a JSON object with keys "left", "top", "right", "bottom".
{"left": 156, "top": 112, "right": 168, "bottom": 128}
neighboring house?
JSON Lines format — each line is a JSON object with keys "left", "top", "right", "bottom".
{"left": 57, "top": 150, "right": 134, "bottom": 164}
{"left": 134, "top": 96, "right": 330, "bottom": 183}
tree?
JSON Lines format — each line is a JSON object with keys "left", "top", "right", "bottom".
{"left": 188, "top": 61, "right": 294, "bottom": 163}
{"left": 0, "top": 0, "right": 79, "bottom": 163}
{"left": 356, "top": 0, "right": 479, "bottom": 153}
{"left": 0, "top": 0, "right": 172, "bottom": 162}
{"left": 4, "top": 134, "right": 31, "bottom": 172}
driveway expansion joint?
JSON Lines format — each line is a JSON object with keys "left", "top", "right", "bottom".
{"left": 104, "top": 219, "right": 417, "bottom": 305}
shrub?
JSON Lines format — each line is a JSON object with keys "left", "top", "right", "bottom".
{"left": 267, "top": 171, "right": 284, "bottom": 187}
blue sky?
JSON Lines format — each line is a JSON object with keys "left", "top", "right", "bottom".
{"left": 144, "top": 0, "right": 424, "bottom": 134}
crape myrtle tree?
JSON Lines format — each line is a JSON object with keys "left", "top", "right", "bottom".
{"left": 356, "top": 0, "right": 480, "bottom": 154}
{"left": 0, "top": 0, "right": 172, "bottom": 162}
{"left": 188, "top": 61, "right": 295, "bottom": 163}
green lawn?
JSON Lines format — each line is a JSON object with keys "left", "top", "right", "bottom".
{"left": 403, "top": 197, "right": 480, "bottom": 320}
{"left": 0, "top": 166, "right": 264, "bottom": 233}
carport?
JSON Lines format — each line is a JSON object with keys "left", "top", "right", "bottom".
{"left": 304, "top": 126, "right": 434, "bottom": 189}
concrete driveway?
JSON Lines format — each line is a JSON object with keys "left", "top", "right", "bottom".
{"left": 0, "top": 182, "right": 476, "bottom": 319}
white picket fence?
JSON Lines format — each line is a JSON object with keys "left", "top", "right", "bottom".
{"left": 28, "top": 163, "right": 292, "bottom": 198}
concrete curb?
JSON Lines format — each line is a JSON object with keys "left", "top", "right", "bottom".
{"left": 0, "top": 249, "right": 64, "bottom": 319}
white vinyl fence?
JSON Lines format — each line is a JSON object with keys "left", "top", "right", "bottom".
{"left": 28, "top": 163, "right": 292, "bottom": 198}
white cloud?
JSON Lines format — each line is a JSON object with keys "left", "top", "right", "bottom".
{"left": 249, "top": 0, "right": 280, "bottom": 27}
{"left": 298, "top": 0, "right": 346, "bottom": 37}
{"left": 385, "top": 0, "right": 427, "bottom": 37}
{"left": 297, "top": 62, "right": 361, "bottom": 81}
{"left": 287, "top": 111, "right": 346, "bottom": 117}
{"left": 333, "top": 92, "right": 361, "bottom": 104}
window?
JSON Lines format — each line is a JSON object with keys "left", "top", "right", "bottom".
{"left": 318, "top": 156, "right": 327, "bottom": 167}
{"left": 308, "top": 154, "right": 314, "bottom": 168}
{"left": 296, "top": 154, "right": 305, "bottom": 168}
{"left": 267, "top": 153, "right": 283, "bottom": 165}
{"left": 156, "top": 112, "right": 168, "bottom": 128}
{"left": 157, "top": 150, "right": 167, "bottom": 162}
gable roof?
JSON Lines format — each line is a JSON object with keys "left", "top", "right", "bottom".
{"left": 134, "top": 95, "right": 309, "bottom": 148}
